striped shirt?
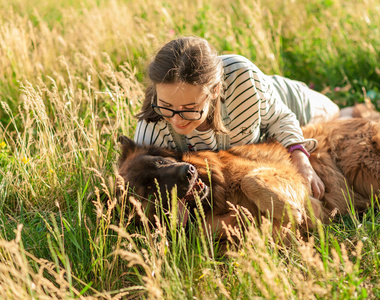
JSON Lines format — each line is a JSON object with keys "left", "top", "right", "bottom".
{"left": 134, "top": 54, "right": 317, "bottom": 152}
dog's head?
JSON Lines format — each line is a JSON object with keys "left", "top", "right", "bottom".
{"left": 117, "top": 136, "right": 209, "bottom": 225}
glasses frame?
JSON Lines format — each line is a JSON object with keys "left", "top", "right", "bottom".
{"left": 151, "top": 95, "right": 210, "bottom": 121}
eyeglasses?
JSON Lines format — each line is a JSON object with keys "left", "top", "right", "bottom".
{"left": 152, "top": 95, "right": 209, "bottom": 121}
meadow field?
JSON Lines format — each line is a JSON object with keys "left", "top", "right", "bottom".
{"left": 0, "top": 0, "right": 379, "bottom": 298}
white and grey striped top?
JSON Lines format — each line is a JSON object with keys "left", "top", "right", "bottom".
{"left": 134, "top": 54, "right": 317, "bottom": 152}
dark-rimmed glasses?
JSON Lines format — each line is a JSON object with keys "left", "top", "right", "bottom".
{"left": 152, "top": 96, "right": 209, "bottom": 121}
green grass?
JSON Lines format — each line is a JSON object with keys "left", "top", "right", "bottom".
{"left": 0, "top": 0, "right": 380, "bottom": 298}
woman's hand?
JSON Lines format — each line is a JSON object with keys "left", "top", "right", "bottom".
{"left": 290, "top": 149, "right": 325, "bottom": 200}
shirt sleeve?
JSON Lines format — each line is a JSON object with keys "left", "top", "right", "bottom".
{"left": 248, "top": 63, "right": 318, "bottom": 152}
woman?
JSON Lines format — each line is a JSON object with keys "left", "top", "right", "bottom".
{"left": 134, "top": 36, "right": 340, "bottom": 199}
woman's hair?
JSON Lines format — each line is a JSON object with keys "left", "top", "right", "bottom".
{"left": 136, "top": 36, "right": 227, "bottom": 133}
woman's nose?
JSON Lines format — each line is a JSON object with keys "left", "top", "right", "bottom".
{"left": 172, "top": 113, "right": 185, "bottom": 123}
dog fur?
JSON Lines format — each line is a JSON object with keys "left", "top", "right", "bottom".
{"left": 118, "top": 118, "right": 380, "bottom": 237}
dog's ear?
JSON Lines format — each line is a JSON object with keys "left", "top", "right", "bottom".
{"left": 118, "top": 135, "right": 137, "bottom": 161}
{"left": 118, "top": 135, "right": 135, "bottom": 146}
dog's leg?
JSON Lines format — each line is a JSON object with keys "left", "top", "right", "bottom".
{"left": 204, "top": 212, "right": 238, "bottom": 239}
{"left": 240, "top": 166, "right": 310, "bottom": 226}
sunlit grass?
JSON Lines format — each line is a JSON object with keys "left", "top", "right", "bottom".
{"left": 0, "top": 0, "right": 379, "bottom": 298}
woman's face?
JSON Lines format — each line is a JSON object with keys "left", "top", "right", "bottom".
{"left": 155, "top": 82, "right": 211, "bottom": 135}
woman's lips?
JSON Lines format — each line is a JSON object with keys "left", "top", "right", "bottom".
{"left": 174, "top": 122, "right": 191, "bottom": 129}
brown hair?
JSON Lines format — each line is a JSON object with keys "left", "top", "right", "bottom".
{"left": 136, "top": 36, "right": 228, "bottom": 133}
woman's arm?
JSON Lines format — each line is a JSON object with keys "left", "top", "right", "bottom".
{"left": 289, "top": 147, "right": 325, "bottom": 200}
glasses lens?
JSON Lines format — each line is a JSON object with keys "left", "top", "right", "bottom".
{"left": 153, "top": 106, "right": 174, "bottom": 117}
{"left": 152, "top": 104, "right": 203, "bottom": 120}
{"left": 180, "top": 111, "right": 202, "bottom": 121}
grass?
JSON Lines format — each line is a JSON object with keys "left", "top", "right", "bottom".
{"left": 0, "top": 0, "right": 379, "bottom": 298}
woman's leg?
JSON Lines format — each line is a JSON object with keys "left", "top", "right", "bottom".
{"left": 339, "top": 106, "right": 354, "bottom": 119}
{"left": 306, "top": 88, "right": 340, "bottom": 124}
{"left": 270, "top": 75, "right": 340, "bottom": 125}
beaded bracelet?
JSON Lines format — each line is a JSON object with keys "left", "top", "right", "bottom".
{"left": 288, "top": 144, "right": 310, "bottom": 158}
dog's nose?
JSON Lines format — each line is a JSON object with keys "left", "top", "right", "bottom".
{"left": 188, "top": 164, "right": 196, "bottom": 174}
{"left": 186, "top": 164, "right": 196, "bottom": 180}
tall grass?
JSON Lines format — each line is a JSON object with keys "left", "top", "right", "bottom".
{"left": 0, "top": 0, "right": 379, "bottom": 298}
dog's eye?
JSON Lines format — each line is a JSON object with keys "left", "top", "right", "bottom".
{"left": 156, "top": 159, "right": 164, "bottom": 165}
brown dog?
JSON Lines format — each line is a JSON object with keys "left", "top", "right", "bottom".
{"left": 118, "top": 118, "right": 380, "bottom": 237}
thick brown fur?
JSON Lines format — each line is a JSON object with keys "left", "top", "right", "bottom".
{"left": 118, "top": 118, "right": 380, "bottom": 238}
